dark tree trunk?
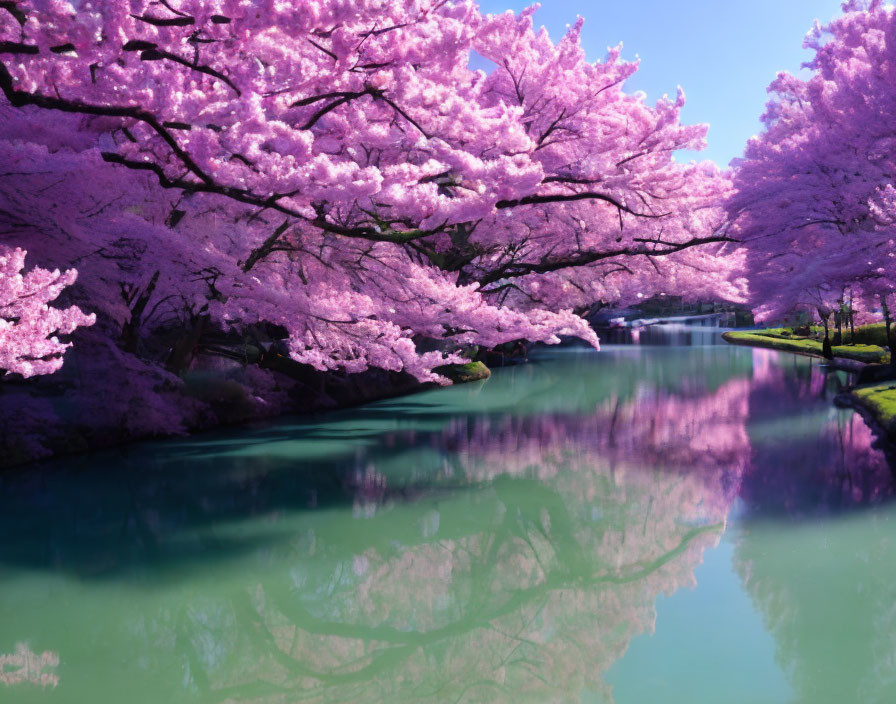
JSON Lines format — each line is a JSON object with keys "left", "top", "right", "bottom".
{"left": 834, "top": 310, "right": 843, "bottom": 346}
{"left": 121, "top": 270, "right": 160, "bottom": 354}
{"left": 818, "top": 308, "right": 833, "bottom": 360}
{"left": 166, "top": 315, "right": 207, "bottom": 374}
{"left": 883, "top": 297, "right": 896, "bottom": 368}
{"left": 822, "top": 332, "right": 833, "bottom": 360}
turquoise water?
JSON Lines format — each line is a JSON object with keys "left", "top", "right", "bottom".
{"left": 1, "top": 342, "right": 894, "bottom": 703}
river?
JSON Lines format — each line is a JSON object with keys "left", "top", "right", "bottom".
{"left": 1, "top": 333, "right": 895, "bottom": 703}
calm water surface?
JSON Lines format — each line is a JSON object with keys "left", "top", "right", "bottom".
{"left": 2, "top": 335, "right": 895, "bottom": 703}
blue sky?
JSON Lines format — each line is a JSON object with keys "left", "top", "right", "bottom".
{"left": 473, "top": 0, "right": 846, "bottom": 166}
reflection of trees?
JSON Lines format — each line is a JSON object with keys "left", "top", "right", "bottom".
{"left": 0, "top": 644, "right": 58, "bottom": 688}
{"left": 733, "top": 349, "right": 896, "bottom": 703}
{"left": 6, "top": 346, "right": 896, "bottom": 702}
{"left": 0, "top": 370, "right": 752, "bottom": 704}
{"left": 100, "top": 380, "right": 747, "bottom": 704}
{"left": 734, "top": 485, "right": 896, "bottom": 704}
{"left": 741, "top": 349, "right": 896, "bottom": 516}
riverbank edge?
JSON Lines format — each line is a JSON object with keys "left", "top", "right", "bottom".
{"left": 836, "top": 383, "right": 896, "bottom": 447}
{"left": 722, "top": 331, "right": 896, "bottom": 448}
{"left": 0, "top": 360, "right": 492, "bottom": 472}
{"left": 720, "top": 331, "right": 883, "bottom": 371}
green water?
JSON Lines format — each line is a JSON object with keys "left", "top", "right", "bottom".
{"left": 1, "top": 342, "right": 895, "bottom": 703}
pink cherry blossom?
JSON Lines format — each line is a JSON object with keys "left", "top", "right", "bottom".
{"left": 0, "top": 1, "right": 736, "bottom": 381}
{"left": 728, "top": 1, "right": 896, "bottom": 325}
{"left": 0, "top": 246, "right": 94, "bottom": 377}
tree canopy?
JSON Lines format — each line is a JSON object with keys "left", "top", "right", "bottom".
{"left": 0, "top": 0, "right": 738, "bottom": 380}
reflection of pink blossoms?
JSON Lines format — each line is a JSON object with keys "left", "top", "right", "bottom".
{"left": 228, "top": 380, "right": 752, "bottom": 703}
{"left": 350, "top": 464, "right": 388, "bottom": 519}
{"left": 743, "top": 353, "right": 896, "bottom": 511}
{"left": 0, "top": 643, "right": 59, "bottom": 688}
{"left": 72, "top": 378, "right": 750, "bottom": 703}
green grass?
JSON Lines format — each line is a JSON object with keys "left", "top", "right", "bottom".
{"left": 752, "top": 323, "right": 891, "bottom": 345}
{"left": 851, "top": 382, "right": 896, "bottom": 434}
{"left": 755, "top": 327, "right": 797, "bottom": 339}
{"left": 722, "top": 330, "right": 889, "bottom": 364}
{"left": 831, "top": 344, "right": 891, "bottom": 363}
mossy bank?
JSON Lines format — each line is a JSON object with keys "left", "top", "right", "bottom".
{"left": 842, "top": 383, "right": 896, "bottom": 444}
{"left": 723, "top": 326, "right": 896, "bottom": 445}
{"left": 722, "top": 328, "right": 889, "bottom": 365}
{"left": 434, "top": 361, "right": 492, "bottom": 383}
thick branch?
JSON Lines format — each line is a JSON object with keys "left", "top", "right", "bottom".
{"left": 131, "top": 14, "right": 195, "bottom": 28}
{"left": 99, "top": 152, "right": 440, "bottom": 244}
{"left": 496, "top": 191, "right": 669, "bottom": 218}
{"left": 242, "top": 219, "right": 291, "bottom": 272}
{"left": 475, "top": 235, "right": 736, "bottom": 286}
{"left": 135, "top": 46, "right": 240, "bottom": 95}
{"left": 0, "top": 41, "right": 38, "bottom": 54}
{"left": 0, "top": 60, "right": 215, "bottom": 186}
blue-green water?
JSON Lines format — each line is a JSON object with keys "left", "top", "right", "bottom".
{"left": 1, "top": 342, "right": 895, "bottom": 703}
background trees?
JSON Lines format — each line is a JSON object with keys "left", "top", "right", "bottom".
{"left": 727, "top": 0, "right": 896, "bottom": 353}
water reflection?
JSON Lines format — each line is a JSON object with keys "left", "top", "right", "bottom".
{"left": 731, "top": 357, "right": 896, "bottom": 704}
{"left": 0, "top": 644, "right": 59, "bottom": 689}
{"left": 0, "top": 342, "right": 893, "bottom": 703}
{"left": 741, "top": 349, "right": 895, "bottom": 516}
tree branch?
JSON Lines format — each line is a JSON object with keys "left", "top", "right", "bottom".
{"left": 475, "top": 235, "right": 736, "bottom": 285}
{"left": 0, "top": 41, "right": 38, "bottom": 54}
{"left": 0, "top": 61, "right": 216, "bottom": 186}
{"left": 242, "top": 219, "right": 291, "bottom": 272}
{"left": 496, "top": 191, "right": 669, "bottom": 218}
{"left": 133, "top": 46, "right": 240, "bottom": 95}
{"left": 130, "top": 14, "right": 195, "bottom": 28}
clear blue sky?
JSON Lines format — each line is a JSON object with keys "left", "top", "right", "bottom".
{"left": 474, "top": 0, "right": 846, "bottom": 166}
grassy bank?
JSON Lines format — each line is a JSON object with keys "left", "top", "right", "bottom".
{"left": 722, "top": 329, "right": 889, "bottom": 364}
{"left": 848, "top": 382, "right": 896, "bottom": 440}
{"left": 724, "top": 326, "right": 896, "bottom": 443}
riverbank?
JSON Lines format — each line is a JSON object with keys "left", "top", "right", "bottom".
{"left": 721, "top": 329, "right": 889, "bottom": 365}
{"left": 722, "top": 327, "right": 896, "bottom": 445}
{"left": 839, "top": 383, "right": 896, "bottom": 446}
{"left": 0, "top": 329, "right": 493, "bottom": 471}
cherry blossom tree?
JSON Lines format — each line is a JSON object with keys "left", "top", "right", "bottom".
{"left": 0, "top": 245, "right": 94, "bottom": 377}
{"left": 728, "top": 0, "right": 896, "bottom": 355}
{"left": 0, "top": 0, "right": 737, "bottom": 382}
